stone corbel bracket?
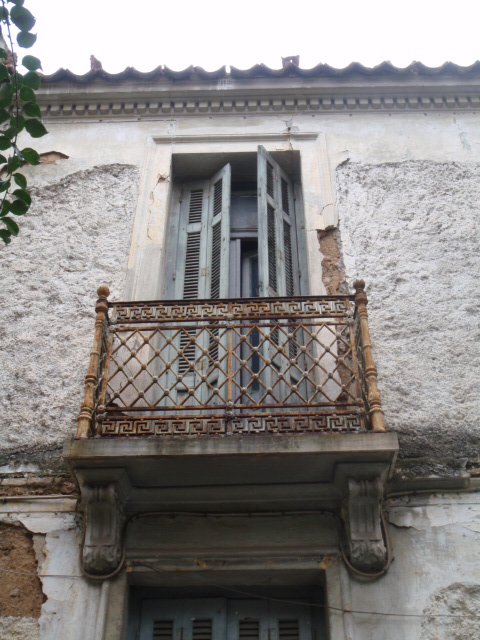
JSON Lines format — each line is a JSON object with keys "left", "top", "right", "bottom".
{"left": 335, "top": 464, "right": 388, "bottom": 574}
{"left": 79, "top": 469, "right": 131, "bottom": 577}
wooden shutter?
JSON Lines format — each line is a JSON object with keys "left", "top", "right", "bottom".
{"left": 257, "top": 146, "right": 299, "bottom": 298}
{"left": 168, "top": 167, "right": 230, "bottom": 403}
{"left": 268, "top": 602, "right": 312, "bottom": 640}
{"left": 173, "top": 165, "right": 231, "bottom": 301}
{"left": 139, "top": 599, "right": 227, "bottom": 640}
{"left": 257, "top": 147, "right": 300, "bottom": 396}
{"left": 207, "top": 164, "right": 231, "bottom": 299}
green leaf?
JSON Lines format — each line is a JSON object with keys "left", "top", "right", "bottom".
{"left": 0, "top": 65, "right": 8, "bottom": 81}
{"left": 0, "top": 178, "right": 11, "bottom": 192}
{"left": 0, "top": 136, "right": 11, "bottom": 150}
{"left": 0, "top": 108, "right": 10, "bottom": 124}
{"left": 24, "top": 119, "right": 47, "bottom": 138}
{"left": 17, "top": 31, "right": 37, "bottom": 48}
{"left": 10, "top": 199, "right": 29, "bottom": 215}
{"left": 0, "top": 6, "right": 8, "bottom": 20}
{"left": 0, "top": 154, "right": 7, "bottom": 164}
{"left": 0, "top": 229, "right": 12, "bottom": 244}
{"left": 22, "top": 71, "right": 40, "bottom": 90}
{"left": 1, "top": 199, "right": 10, "bottom": 216}
{"left": 3, "top": 216, "right": 19, "bottom": 235}
{"left": 0, "top": 48, "right": 8, "bottom": 60}
{"left": 10, "top": 114, "right": 26, "bottom": 130}
{"left": 10, "top": 6, "right": 36, "bottom": 32}
{"left": 13, "top": 173, "right": 27, "bottom": 189}
{"left": 19, "top": 85, "right": 35, "bottom": 102}
{"left": 21, "top": 147, "right": 40, "bottom": 165}
{"left": 3, "top": 127, "right": 18, "bottom": 139}
{"left": 22, "top": 55, "right": 42, "bottom": 71}
{"left": 12, "top": 188, "right": 30, "bottom": 205}
{"left": 7, "top": 155, "right": 20, "bottom": 172}
{"left": 0, "top": 83, "right": 14, "bottom": 107}
{"left": 23, "top": 101, "right": 41, "bottom": 118}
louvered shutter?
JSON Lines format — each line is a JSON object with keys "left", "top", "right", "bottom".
{"left": 170, "top": 167, "right": 230, "bottom": 404}
{"left": 139, "top": 600, "right": 183, "bottom": 640}
{"left": 257, "top": 147, "right": 300, "bottom": 398}
{"left": 268, "top": 602, "right": 312, "bottom": 640}
{"left": 174, "top": 182, "right": 209, "bottom": 301}
{"left": 206, "top": 164, "right": 231, "bottom": 299}
{"left": 139, "top": 599, "right": 227, "bottom": 640}
{"left": 257, "top": 146, "right": 299, "bottom": 298}
{"left": 173, "top": 165, "right": 231, "bottom": 301}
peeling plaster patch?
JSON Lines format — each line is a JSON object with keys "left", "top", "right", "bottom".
{"left": 388, "top": 503, "right": 480, "bottom": 531}
{"left": 39, "top": 151, "right": 69, "bottom": 165}
{"left": 16, "top": 513, "right": 77, "bottom": 534}
{"left": 0, "top": 522, "right": 45, "bottom": 619}
{"left": 420, "top": 583, "right": 480, "bottom": 640}
{"left": 317, "top": 228, "right": 348, "bottom": 295}
{"left": 336, "top": 160, "right": 480, "bottom": 477}
{"left": 0, "top": 164, "right": 139, "bottom": 455}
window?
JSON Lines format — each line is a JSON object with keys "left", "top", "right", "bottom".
{"left": 164, "top": 146, "right": 304, "bottom": 301}
{"left": 160, "top": 147, "right": 306, "bottom": 405}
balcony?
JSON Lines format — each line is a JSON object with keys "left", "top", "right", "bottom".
{"left": 64, "top": 281, "right": 398, "bottom": 576}
{"left": 75, "top": 280, "right": 386, "bottom": 439}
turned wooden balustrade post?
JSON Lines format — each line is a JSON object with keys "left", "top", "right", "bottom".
{"left": 76, "top": 285, "right": 110, "bottom": 439}
{"left": 353, "top": 280, "right": 386, "bottom": 432}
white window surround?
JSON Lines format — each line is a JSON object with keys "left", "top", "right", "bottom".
{"left": 124, "top": 132, "right": 338, "bottom": 302}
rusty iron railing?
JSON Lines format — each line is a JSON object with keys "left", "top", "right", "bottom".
{"left": 76, "top": 282, "right": 385, "bottom": 438}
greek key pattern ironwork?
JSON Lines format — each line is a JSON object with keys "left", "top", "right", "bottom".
{"left": 99, "top": 413, "right": 363, "bottom": 436}
{"left": 112, "top": 297, "right": 353, "bottom": 323}
{"left": 89, "top": 293, "right": 375, "bottom": 436}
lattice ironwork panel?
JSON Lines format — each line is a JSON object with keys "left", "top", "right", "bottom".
{"left": 93, "top": 296, "right": 368, "bottom": 436}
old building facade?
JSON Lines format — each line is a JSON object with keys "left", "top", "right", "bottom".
{"left": 0, "top": 61, "right": 479, "bottom": 639}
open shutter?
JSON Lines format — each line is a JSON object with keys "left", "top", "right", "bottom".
{"left": 207, "top": 164, "right": 231, "bottom": 299}
{"left": 257, "top": 147, "right": 301, "bottom": 400}
{"left": 257, "top": 146, "right": 299, "bottom": 298}
{"left": 174, "top": 181, "right": 210, "bottom": 301}
{"left": 169, "top": 166, "right": 231, "bottom": 405}
{"left": 173, "top": 164, "right": 231, "bottom": 301}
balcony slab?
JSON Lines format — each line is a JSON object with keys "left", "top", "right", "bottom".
{"left": 64, "top": 432, "right": 398, "bottom": 513}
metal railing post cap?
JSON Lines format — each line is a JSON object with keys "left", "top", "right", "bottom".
{"left": 97, "top": 284, "right": 110, "bottom": 299}
{"left": 353, "top": 279, "right": 365, "bottom": 292}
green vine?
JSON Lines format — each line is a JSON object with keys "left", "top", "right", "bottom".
{"left": 0, "top": 0, "right": 47, "bottom": 245}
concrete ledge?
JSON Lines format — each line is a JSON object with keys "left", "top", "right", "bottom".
{"left": 64, "top": 433, "right": 398, "bottom": 513}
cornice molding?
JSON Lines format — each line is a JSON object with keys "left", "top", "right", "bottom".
{"left": 38, "top": 91, "right": 480, "bottom": 121}
{"left": 153, "top": 132, "right": 318, "bottom": 143}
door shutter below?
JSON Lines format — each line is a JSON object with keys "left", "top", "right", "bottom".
{"left": 153, "top": 620, "right": 174, "bottom": 640}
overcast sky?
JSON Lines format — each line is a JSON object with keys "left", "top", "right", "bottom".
{"left": 25, "top": 0, "right": 480, "bottom": 75}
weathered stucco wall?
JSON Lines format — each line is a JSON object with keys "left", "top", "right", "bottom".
{"left": 336, "top": 160, "right": 480, "bottom": 477}
{"left": 345, "top": 493, "right": 480, "bottom": 640}
{"left": 0, "top": 163, "right": 139, "bottom": 462}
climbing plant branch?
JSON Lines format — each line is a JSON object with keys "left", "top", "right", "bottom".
{"left": 0, "top": 0, "right": 47, "bottom": 245}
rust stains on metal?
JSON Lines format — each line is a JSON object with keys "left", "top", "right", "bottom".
{"left": 76, "top": 286, "right": 386, "bottom": 438}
